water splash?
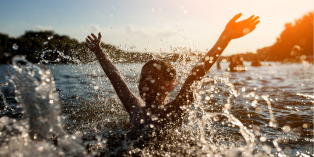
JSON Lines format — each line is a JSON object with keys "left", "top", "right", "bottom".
{"left": 12, "top": 43, "right": 19, "bottom": 50}
{"left": 261, "top": 95, "right": 277, "bottom": 128}
{"left": 0, "top": 56, "right": 86, "bottom": 156}
{"left": 0, "top": 49, "right": 312, "bottom": 156}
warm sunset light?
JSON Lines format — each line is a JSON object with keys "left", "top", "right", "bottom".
{"left": 0, "top": 0, "right": 313, "bottom": 55}
{"left": 0, "top": 1, "right": 313, "bottom": 156}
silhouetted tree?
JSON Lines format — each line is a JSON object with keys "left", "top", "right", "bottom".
{"left": 0, "top": 31, "right": 181, "bottom": 64}
{"left": 257, "top": 12, "right": 313, "bottom": 61}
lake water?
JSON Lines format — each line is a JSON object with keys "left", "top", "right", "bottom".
{"left": 0, "top": 60, "right": 313, "bottom": 156}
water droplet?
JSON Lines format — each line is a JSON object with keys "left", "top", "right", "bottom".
{"left": 217, "top": 47, "right": 221, "bottom": 51}
{"left": 48, "top": 35, "right": 53, "bottom": 40}
{"left": 205, "top": 96, "right": 210, "bottom": 100}
{"left": 242, "top": 87, "right": 246, "bottom": 92}
{"left": 303, "top": 123, "right": 308, "bottom": 128}
{"left": 213, "top": 116, "right": 219, "bottom": 121}
{"left": 150, "top": 124, "right": 154, "bottom": 128}
{"left": 12, "top": 43, "right": 19, "bottom": 50}
{"left": 282, "top": 125, "right": 291, "bottom": 132}
{"left": 151, "top": 115, "right": 158, "bottom": 121}
{"left": 251, "top": 99, "right": 258, "bottom": 107}
{"left": 143, "top": 48, "right": 146, "bottom": 51}
{"left": 4, "top": 52, "right": 11, "bottom": 57}
{"left": 94, "top": 86, "right": 99, "bottom": 90}
{"left": 140, "top": 119, "right": 144, "bottom": 124}
{"left": 44, "top": 41, "right": 48, "bottom": 45}
{"left": 262, "top": 145, "right": 271, "bottom": 154}
{"left": 260, "top": 136, "right": 267, "bottom": 142}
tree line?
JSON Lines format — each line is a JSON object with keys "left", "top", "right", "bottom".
{"left": 0, "top": 31, "right": 181, "bottom": 64}
{"left": 252, "top": 12, "right": 312, "bottom": 61}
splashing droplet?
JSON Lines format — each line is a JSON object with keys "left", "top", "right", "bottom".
{"left": 48, "top": 35, "right": 53, "bottom": 40}
{"left": 302, "top": 123, "right": 308, "bottom": 128}
{"left": 12, "top": 43, "right": 19, "bottom": 50}
{"left": 260, "top": 136, "right": 267, "bottom": 142}
{"left": 282, "top": 125, "right": 291, "bottom": 132}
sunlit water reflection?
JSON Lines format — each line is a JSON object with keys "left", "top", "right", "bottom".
{"left": 0, "top": 58, "right": 313, "bottom": 156}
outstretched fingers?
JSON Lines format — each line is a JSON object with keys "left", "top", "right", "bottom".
{"left": 98, "top": 32, "right": 102, "bottom": 40}
{"left": 254, "top": 20, "right": 260, "bottom": 26}
{"left": 87, "top": 36, "right": 93, "bottom": 41}
{"left": 240, "top": 15, "right": 255, "bottom": 24}
{"left": 251, "top": 16, "right": 259, "bottom": 24}
{"left": 230, "top": 13, "right": 242, "bottom": 24}
{"left": 246, "top": 15, "right": 255, "bottom": 22}
{"left": 91, "top": 33, "right": 97, "bottom": 40}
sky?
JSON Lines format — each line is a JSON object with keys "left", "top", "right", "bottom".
{"left": 0, "top": 0, "right": 313, "bottom": 56}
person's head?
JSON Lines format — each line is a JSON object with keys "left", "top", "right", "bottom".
{"left": 138, "top": 60, "right": 177, "bottom": 104}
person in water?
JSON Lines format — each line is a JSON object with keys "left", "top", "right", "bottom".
{"left": 251, "top": 57, "right": 262, "bottom": 66}
{"left": 85, "top": 13, "right": 259, "bottom": 142}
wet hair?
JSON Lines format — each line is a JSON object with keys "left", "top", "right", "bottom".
{"left": 141, "top": 60, "right": 177, "bottom": 81}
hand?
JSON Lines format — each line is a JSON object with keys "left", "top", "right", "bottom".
{"left": 223, "top": 13, "right": 260, "bottom": 40}
{"left": 85, "top": 32, "right": 102, "bottom": 52}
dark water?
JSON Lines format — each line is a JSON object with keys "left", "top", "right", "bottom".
{"left": 0, "top": 61, "right": 313, "bottom": 156}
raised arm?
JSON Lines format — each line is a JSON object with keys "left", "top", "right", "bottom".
{"left": 201, "top": 13, "right": 260, "bottom": 72}
{"left": 85, "top": 33, "right": 140, "bottom": 114}
{"left": 171, "top": 13, "right": 260, "bottom": 109}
